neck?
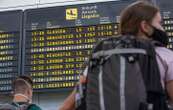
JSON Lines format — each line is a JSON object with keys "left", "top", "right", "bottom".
{"left": 13, "top": 93, "right": 29, "bottom": 103}
{"left": 137, "top": 32, "right": 150, "bottom": 40}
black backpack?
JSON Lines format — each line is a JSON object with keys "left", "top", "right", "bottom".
{"left": 76, "top": 35, "right": 169, "bottom": 110}
{"left": 0, "top": 102, "right": 33, "bottom": 110}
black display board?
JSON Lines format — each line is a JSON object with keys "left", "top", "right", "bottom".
{"left": 157, "top": 0, "right": 173, "bottom": 49}
{"left": 23, "top": 0, "right": 136, "bottom": 92}
{"left": 0, "top": 0, "right": 172, "bottom": 93}
{"left": 0, "top": 10, "right": 22, "bottom": 93}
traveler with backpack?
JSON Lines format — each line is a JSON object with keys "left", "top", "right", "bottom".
{"left": 60, "top": 1, "right": 173, "bottom": 110}
{"left": 0, "top": 76, "right": 42, "bottom": 110}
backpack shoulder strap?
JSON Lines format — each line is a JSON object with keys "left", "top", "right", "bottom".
{"left": 137, "top": 40, "right": 169, "bottom": 110}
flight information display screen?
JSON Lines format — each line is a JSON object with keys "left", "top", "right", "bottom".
{"left": 0, "top": 10, "right": 22, "bottom": 93}
{"left": 158, "top": 0, "right": 173, "bottom": 49}
{"left": 23, "top": 0, "right": 135, "bottom": 91}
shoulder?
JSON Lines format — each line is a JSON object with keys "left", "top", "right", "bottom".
{"left": 27, "top": 104, "right": 42, "bottom": 110}
{"left": 0, "top": 103, "right": 17, "bottom": 109}
{"left": 155, "top": 47, "right": 173, "bottom": 55}
{"left": 155, "top": 47, "right": 173, "bottom": 64}
{"left": 155, "top": 47, "right": 173, "bottom": 83}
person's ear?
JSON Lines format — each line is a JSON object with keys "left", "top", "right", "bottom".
{"left": 26, "top": 89, "right": 30, "bottom": 96}
{"left": 27, "top": 89, "right": 33, "bottom": 102}
{"left": 26, "top": 89, "right": 32, "bottom": 97}
{"left": 140, "top": 20, "right": 152, "bottom": 35}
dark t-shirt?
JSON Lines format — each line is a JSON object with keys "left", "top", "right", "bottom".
{"left": 15, "top": 102, "right": 42, "bottom": 110}
{"left": 27, "top": 104, "right": 42, "bottom": 110}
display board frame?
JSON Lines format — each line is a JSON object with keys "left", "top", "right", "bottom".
{"left": 0, "top": 10, "right": 23, "bottom": 94}
{"left": 23, "top": 0, "right": 136, "bottom": 92}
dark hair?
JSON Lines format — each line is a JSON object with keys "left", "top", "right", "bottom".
{"left": 18, "top": 76, "right": 33, "bottom": 86}
{"left": 12, "top": 75, "right": 33, "bottom": 94}
{"left": 120, "top": 1, "right": 159, "bottom": 35}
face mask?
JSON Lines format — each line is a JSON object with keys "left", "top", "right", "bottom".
{"left": 14, "top": 94, "right": 32, "bottom": 103}
{"left": 150, "top": 26, "right": 169, "bottom": 46}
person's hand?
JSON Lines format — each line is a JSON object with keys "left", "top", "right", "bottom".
{"left": 79, "top": 75, "right": 87, "bottom": 84}
{"left": 59, "top": 75, "right": 87, "bottom": 110}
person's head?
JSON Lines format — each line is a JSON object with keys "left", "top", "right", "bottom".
{"left": 120, "top": 1, "right": 168, "bottom": 45}
{"left": 12, "top": 75, "right": 33, "bottom": 103}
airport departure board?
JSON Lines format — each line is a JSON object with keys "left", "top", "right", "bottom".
{"left": 0, "top": 10, "right": 22, "bottom": 93}
{"left": 158, "top": 0, "right": 173, "bottom": 49}
{"left": 0, "top": 0, "right": 171, "bottom": 93}
{"left": 23, "top": 0, "right": 135, "bottom": 91}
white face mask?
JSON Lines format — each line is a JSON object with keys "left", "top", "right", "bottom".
{"left": 14, "top": 94, "right": 32, "bottom": 103}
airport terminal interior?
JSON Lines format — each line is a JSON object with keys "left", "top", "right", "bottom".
{"left": 0, "top": 0, "right": 172, "bottom": 109}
